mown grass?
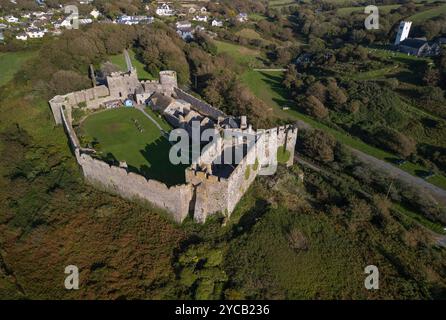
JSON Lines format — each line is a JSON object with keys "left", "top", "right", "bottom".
{"left": 108, "top": 49, "right": 155, "bottom": 80}
{"left": 81, "top": 108, "right": 185, "bottom": 185}
{"left": 241, "top": 70, "right": 446, "bottom": 190}
{"left": 0, "top": 51, "right": 36, "bottom": 87}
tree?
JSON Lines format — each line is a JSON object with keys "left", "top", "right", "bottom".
{"left": 298, "top": 129, "right": 336, "bottom": 163}
{"left": 303, "top": 95, "right": 328, "bottom": 119}
{"left": 374, "top": 128, "right": 416, "bottom": 158}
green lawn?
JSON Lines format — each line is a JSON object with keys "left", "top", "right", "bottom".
{"left": 241, "top": 70, "right": 446, "bottom": 190}
{"left": 409, "top": 3, "right": 446, "bottom": 23}
{"left": 214, "top": 40, "right": 265, "bottom": 67}
{"left": 0, "top": 51, "right": 36, "bottom": 87}
{"left": 81, "top": 108, "right": 186, "bottom": 186}
{"left": 337, "top": 4, "right": 401, "bottom": 15}
{"left": 108, "top": 49, "right": 155, "bottom": 80}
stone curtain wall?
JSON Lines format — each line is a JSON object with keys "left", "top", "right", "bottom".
{"left": 77, "top": 153, "right": 193, "bottom": 223}
{"left": 175, "top": 88, "right": 227, "bottom": 120}
{"left": 49, "top": 85, "right": 110, "bottom": 124}
{"left": 58, "top": 100, "right": 193, "bottom": 223}
{"left": 186, "top": 125, "right": 297, "bottom": 222}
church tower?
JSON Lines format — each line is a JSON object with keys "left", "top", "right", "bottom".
{"left": 395, "top": 21, "right": 412, "bottom": 45}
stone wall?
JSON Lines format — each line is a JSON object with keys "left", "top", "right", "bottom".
{"left": 185, "top": 125, "right": 297, "bottom": 222}
{"left": 49, "top": 85, "right": 110, "bottom": 124}
{"left": 77, "top": 153, "right": 193, "bottom": 223}
{"left": 175, "top": 88, "right": 227, "bottom": 120}
{"left": 57, "top": 95, "right": 193, "bottom": 223}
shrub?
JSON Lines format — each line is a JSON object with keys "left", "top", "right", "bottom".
{"left": 277, "top": 146, "right": 291, "bottom": 164}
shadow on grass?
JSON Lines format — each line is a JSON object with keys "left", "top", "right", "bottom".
{"left": 126, "top": 136, "right": 188, "bottom": 186}
{"left": 231, "top": 198, "right": 269, "bottom": 236}
{"left": 257, "top": 71, "right": 295, "bottom": 108}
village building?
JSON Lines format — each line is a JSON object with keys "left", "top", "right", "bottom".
{"left": 193, "top": 15, "right": 208, "bottom": 23}
{"left": 156, "top": 3, "right": 174, "bottom": 16}
{"left": 394, "top": 21, "right": 442, "bottom": 57}
{"left": 176, "top": 20, "right": 192, "bottom": 29}
{"left": 15, "top": 33, "right": 28, "bottom": 40}
{"left": 237, "top": 13, "right": 248, "bottom": 23}
{"left": 26, "top": 28, "right": 45, "bottom": 38}
{"left": 211, "top": 19, "right": 223, "bottom": 27}
{"left": 90, "top": 9, "right": 101, "bottom": 19}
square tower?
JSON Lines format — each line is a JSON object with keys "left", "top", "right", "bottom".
{"left": 395, "top": 21, "right": 412, "bottom": 45}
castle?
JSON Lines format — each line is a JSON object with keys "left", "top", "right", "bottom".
{"left": 49, "top": 54, "right": 297, "bottom": 223}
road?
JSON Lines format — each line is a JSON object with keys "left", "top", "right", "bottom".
{"left": 296, "top": 154, "right": 446, "bottom": 247}
{"left": 124, "top": 49, "right": 133, "bottom": 72}
{"left": 350, "top": 148, "right": 446, "bottom": 207}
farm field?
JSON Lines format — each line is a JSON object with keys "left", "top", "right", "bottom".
{"left": 241, "top": 70, "right": 446, "bottom": 190}
{"left": 214, "top": 40, "right": 265, "bottom": 67}
{"left": 108, "top": 49, "right": 155, "bottom": 80}
{"left": 0, "top": 51, "right": 36, "bottom": 87}
{"left": 337, "top": 4, "right": 401, "bottom": 15}
{"left": 81, "top": 107, "right": 186, "bottom": 186}
{"left": 409, "top": 3, "right": 446, "bottom": 23}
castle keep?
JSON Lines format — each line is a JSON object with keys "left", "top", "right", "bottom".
{"left": 49, "top": 60, "right": 297, "bottom": 223}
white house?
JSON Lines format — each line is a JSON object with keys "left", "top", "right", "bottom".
{"left": 90, "top": 9, "right": 101, "bottom": 19}
{"left": 26, "top": 28, "right": 45, "bottom": 38}
{"left": 156, "top": 3, "right": 174, "bottom": 16}
{"left": 176, "top": 20, "right": 192, "bottom": 29}
{"left": 116, "top": 15, "right": 154, "bottom": 25}
{"left": 79, "top": 18, "right": 93, "bottom": 25}
{"left": 16, "top": 33, "right": 28, "bottom": 40}
{"left": 193, "top": 15, "right": 208, "bottom": 22}
{"left": 6, "top": 16, "right": 19, "bottom": 23}
{"left": 177, "top": 27, "right": 193, "bottom": 40}
{"left": 237, "top": 13, "right": 248, "bottom": 23}
{"left": 211, "top": 19, "right": 223, "bottom": 27}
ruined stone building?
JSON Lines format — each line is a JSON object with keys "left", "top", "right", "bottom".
{"left": 49, "top": 60, "right": 298, "bottom": 223}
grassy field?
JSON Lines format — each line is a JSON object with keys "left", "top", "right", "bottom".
{"left": 235, "top": 28, "right": 263, "bottom": 40}
{"left": 241, "top": 70, "right": 446, "bottom": 190}
{"left": 409, "top": 3, "right": 446, "bottom": 23}
{"left": 0, "top": 51, "right": 36, "bottom": 87}
{"left": 214, "top": 40, "right": 265, "bottom": 67}
{"left": 81, "top": 108, "right": 186, "bottom": 185}
{"left": 337, "top": 4, "right": 401, "bottom": 15}
{"left": 108, "top": 49, "right": 155, "bottom": 80}
{"left": 393, "top": 203, "right": 446, "bottom": 235}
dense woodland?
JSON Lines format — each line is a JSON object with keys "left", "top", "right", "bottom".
{"left": 1, "top": 0, "right": 446, "bottom": 299}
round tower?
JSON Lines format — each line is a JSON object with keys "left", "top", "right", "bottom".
{"left": 159, "top": 70, "right": 178, "bottom": 95}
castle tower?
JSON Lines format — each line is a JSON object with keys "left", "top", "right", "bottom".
{"left": 394, "top": 21, "right": 412, "bottom": 45}
{"left": 159, "top": 70, "right": 178, "bottom": 96}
